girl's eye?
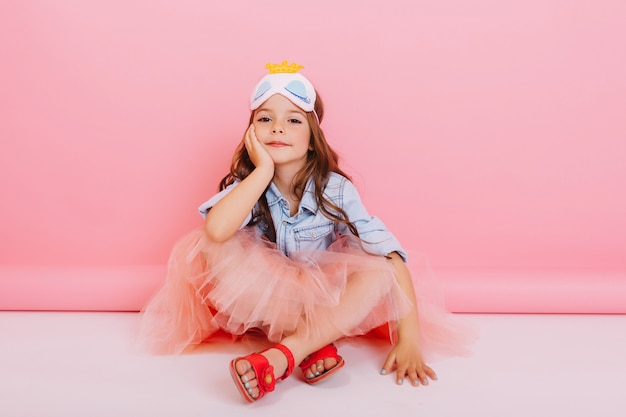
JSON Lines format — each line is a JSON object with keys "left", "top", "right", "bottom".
{"left": 257, "top": 117, "right": 271, "bottom": 122}
{"left": 288, "top": 119, "right": 302, "bottom": 124}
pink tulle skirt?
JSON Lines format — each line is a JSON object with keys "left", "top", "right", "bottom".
{"left": 138, "top": 227, "right": 475, "bottom": 359}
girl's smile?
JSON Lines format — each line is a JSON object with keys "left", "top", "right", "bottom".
{"left": 266, "top": 140, "right": 290, "bottom": 147}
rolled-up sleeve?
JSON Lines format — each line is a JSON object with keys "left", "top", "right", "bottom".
{"left": 336, "top": 179, "right": 408, "bottom": 262}
{"left": 198, "top": 181, "right": 252, "bottom": 229}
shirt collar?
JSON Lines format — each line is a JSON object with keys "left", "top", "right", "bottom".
{"left": 266, "top": 177, "right": 318, "bottom": 214}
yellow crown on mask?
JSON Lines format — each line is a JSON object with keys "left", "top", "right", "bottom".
{"left": 265, "top": 60, "right": 304, "bottom": 74}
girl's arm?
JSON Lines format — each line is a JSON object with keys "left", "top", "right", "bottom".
{"left": 332, "top": 177, "right": 434, "bottom": 384}
{"left": 204, "top": 125, "right": 274, "bottom": 242}
{"left": 381, "top": 252, "right": 437, "bottom": 386}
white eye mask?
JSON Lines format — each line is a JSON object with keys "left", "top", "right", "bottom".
{"left": 250, "top": 67, "right": 317, "bottom": 113}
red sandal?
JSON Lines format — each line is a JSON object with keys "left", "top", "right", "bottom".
{"left": 299, "top": 343, "right": 345, "bottom": 385}
{"left": 229, "top": 343, "right": 295, "bottom": 402}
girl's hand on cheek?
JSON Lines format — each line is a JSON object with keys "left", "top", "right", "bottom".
{"left": 245, "top": 124, "right": 274, "bottom": 173}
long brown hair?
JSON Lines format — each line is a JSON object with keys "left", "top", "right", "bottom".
{"left": 218, "top": 92, "right": 359, "bottom": 242}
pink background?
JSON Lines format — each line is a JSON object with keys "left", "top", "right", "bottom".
{"left": 1, "top": 1, "right": 625, "bottom": 312}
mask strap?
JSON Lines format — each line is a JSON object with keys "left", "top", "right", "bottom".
{"left": 312, "top": 110, "right": 320, "bottom": 125}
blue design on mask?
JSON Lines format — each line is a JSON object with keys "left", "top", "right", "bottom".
{"left": 253, "top": 81, "right": 271, "bottom": 101}
{"left": 284, "top": 80, "right": 311, "bottom": 104}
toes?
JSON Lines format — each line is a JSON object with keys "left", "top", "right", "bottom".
{"left": 244, "top": 379, "right": 259, "bottom": 398}
{"left": 235, "top": 359, "right": 250, "bottom": 376}
{"left": 315, "top": 360, "right": 325, "bottom": 374}
{"left": 305, "top": 358, "right": 339, "bottom": 380}
{"left": 308, "top": 361, "right": 322, "bottom": 378}
{"left": 304, "top": 360, "right": 323, "bottom": 379}
{"left": 235, "top": 359, "right": 260, "bottom": 396}
{"left": 241, "top": 369, "right": 257, "bottom": 385}
{"left": 323, "top": 357, "right": 338, "bottom": 371}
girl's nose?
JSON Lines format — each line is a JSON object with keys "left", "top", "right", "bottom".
{"left": 272, "top": 123, "right": 284, "bottom": 134}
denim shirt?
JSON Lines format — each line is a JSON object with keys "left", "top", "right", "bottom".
{"left": 198, "top": 172, "right": 407, "bottom": 262}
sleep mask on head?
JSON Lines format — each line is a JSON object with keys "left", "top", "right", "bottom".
{"left": 250, "top": 61, "right": 316, "bottom": 113}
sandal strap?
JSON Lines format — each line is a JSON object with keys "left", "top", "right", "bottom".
{"left": 270, "top": 343, "right": 295, "bottom": 381}
{"left": 241, "top": 352, "right": 276, "bottom": 397}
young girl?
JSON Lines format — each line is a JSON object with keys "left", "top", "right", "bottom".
{"left": 139, "top": 61, "right": 472, "bottom": 402}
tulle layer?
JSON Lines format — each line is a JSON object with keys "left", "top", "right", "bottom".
{"left": 138, "top": 227, "right": 476, "bottom": 359}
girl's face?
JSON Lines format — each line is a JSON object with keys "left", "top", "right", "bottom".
{"left": 252, "top": 94, "right": 311, "bottom": 170}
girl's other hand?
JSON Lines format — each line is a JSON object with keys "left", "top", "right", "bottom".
{"left": 380, "top": 340, "right": 437, "bottom": 387}
{"left": 245, "top": 124, "right": 274, "bottom": 173}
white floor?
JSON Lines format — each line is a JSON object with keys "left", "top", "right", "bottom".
{"left": 1, "top": 312, "right": 625, "bottom": 417}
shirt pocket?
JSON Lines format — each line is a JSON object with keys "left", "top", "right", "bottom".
{"left": 293, "top": 222, "right": 334, "bottom": 251}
